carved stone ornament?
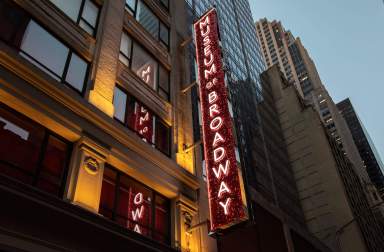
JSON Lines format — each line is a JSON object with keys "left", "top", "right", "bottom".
{"left": 84, "top": 156, "right": 99, "bottom": 175}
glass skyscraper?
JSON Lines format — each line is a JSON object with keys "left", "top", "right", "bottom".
{"left": 185, "top": 1, "right": 330, "bottom": 251}
{"left": 337, "top": 98, "right": 384, "bottom": 195}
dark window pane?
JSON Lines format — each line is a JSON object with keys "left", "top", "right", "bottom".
{"left": 0, "top": 0, "right": 30, "bottom": 48}
{"left": 154, "top": 194, "right": 170, "bottom": 243}
{"left": 40, "top": 136, "right": 68, "bottom": 180}
{"left": 99, "top": 165, "right": 170, "bottom": 244}
{"left": 159, "top": 22, "right": 169, "bottom": 46}
{"left": 159, "top": 0, "right": 169, "bottom": 9}
{"left": 117, "top": 182, "right": 130, "bottom": 224}
{"left": 65, "top": 53, "right": 87, "bottom": 92}
{"left": 113, "top": 87, "right": 128, "bottom": 123}
{"left": 136, "top": 1, "right": 159, "bottom": 39}
{"left": 99, "top": 166, "right": 117, "bottom": 217}
{"left": 20, "top": 21, "right": 69, "bottom": 78}
{"left": 155, "top": 119, "right": 170, "bottom": 155}
{"left": 0, "top": 104, "right": 71, "bottom": 197}
{"left": 0, "top": 105, "right": 45, "bottom": 184}
{"left": 131, "top": 43, "right": 158, "bottom": 89}
{"left": 158, "top": 65, "right": 169, "bottom": 100}
{"left": 126, "top": 95, "right": 137, "bottom": 129}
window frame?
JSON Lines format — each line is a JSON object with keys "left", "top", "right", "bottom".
{"left": 119, "top": 32, "right": 170, "bottom": 101}
{"left": 0, "top": 103, "right": 72, "bottom": 198}
{"left": 124, "top": 0, "right": 170, "bottom": 49}
{"left": 99, "top": 164, "right": 171, "bottom": 244}
{"left": 18, "top": 19, "right": 90, "bottom": 95}
{"left": 158, "top": 0, "right": 169, "bottom": 11}
{"left": 48, "top": 0, "right": 101, "bottom": 37}
{"left": 112, "top": 86, "right": 171, "bottom": 156}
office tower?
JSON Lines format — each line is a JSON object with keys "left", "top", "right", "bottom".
{"left": 255, "top": 18, "right": 375, "bottom": 194}
{"left": 0, "top": 0, "right": 211, "bottom": 251}
{"left": 186, "top": 1, "right": 330, "bottom": 251}
{"left": 337, "top": 98, "right": 384, "bottom": 196}
{"left": 265, "top": 65, "right": 384, "bottom": 252}
{"left": 256, "top": 19, "right": 324, "bottom": 98}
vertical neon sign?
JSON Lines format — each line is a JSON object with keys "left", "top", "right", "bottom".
{"left": 194, "top": 9, "right": 247, "bottom": 232}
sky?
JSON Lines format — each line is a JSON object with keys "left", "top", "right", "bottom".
{"left": 249, "top": 0, "right": 384, "bottom": 161}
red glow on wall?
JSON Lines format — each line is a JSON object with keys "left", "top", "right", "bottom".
{"left": 194, "top": 8, "right": 247, "bottom": 232}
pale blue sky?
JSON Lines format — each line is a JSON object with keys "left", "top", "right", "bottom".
{"left": 249, "top": 0, "right": 384, "bottom": 160}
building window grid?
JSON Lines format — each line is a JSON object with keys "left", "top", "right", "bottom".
{"left": 48, "top": 0, "right": 100, "bottom": 36}
{"left": 0, "top": 103, "right": 72, "bottom": 198}
{"left": 113, "top": 86, "right": 171, "bottom": 156}
{"left": 125, "top": 0, "right": 170, "bottom": 49}
{"left": 119, "top": 32, "right": 170, "bottom": 101}
{"left": 0, "top": 1, "right": 90, "bottom": 96}
{"left": 99, "top": 164, "right": 171, "bottom": 244}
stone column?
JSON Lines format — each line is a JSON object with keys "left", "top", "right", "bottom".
{"left": 175, "top": 195, "right": 200, "bottom": 252}
{"left": 66, "top": 137, "right": 109, "bottom": 212}
{"left": 88, "top": 0, "right": 125, "bottom": 117}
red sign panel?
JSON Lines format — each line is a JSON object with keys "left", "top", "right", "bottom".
{"left": 134, "top": 103, "right": 153, "bottom": 143}
{"left": 128, "top": 189, "right": 151, "bottom": 235}
{"left": 194, "top": 9, "right": 246, "bottom": 232}
{"left": 129, "top": 102, "right": 153, "bottom": 143}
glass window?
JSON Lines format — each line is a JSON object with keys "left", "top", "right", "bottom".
{"left": 99, "top": 165, "right": 170, "bottom": 244}
{"left": 125, "top": 0, "right": 169, "bottom": 48}
{"left": 79, "top": 0, "right": 99, "bottom": 34}
{"left": 159, "top": 22, "right": 169, "bottom": 47}
{"left": 131, "top": 102, "right": 154, "bottom": 143}
{"left": 49, "top": 0, "right": 99, "bottom": 36}
{"left": 0, "top": 103, "right": 71, "bottom": 197}
{"left": 49, "top": 0, "right": 81, "bottom": 21}
{"left": 159, "top": 0, "right": 169, "bottom": 9}
{"left": 82, "top": 0, "right": 98, "bottom": 27}
{"left": 155, "top": 119, "right": 170, "bottom": 156}
{"left": 113, "top": 87, "right": 127, "bottom": 123}
{"left": 153, "top": 194, "right": 170, "bottom": 243}
{"left": 37, "top": 135, "right": 70, "bottom": 195}
{"left": 0, "top": 0, "right": 30, "bottom": 48}
{"left": 125, "top": 0, "right": 136, "bottom": 14}
{"left": 131, "top": 43, "right": 158, "bottom": 89}
{"left": 20, "top": 21, "right": 69, "bottom": 79}
{"left": 113, "top": 87, "right": 171, "bottom": 156}
{"left": 65, "top": 53, "right": 88, "bottom": 92}
{"left": 158, "top": 65, "right": 170, "bottom": 100}
{"left": 17, "top": 20, "right": 88, "bottom": 93}
{"left": 136, "top": 1, "right": 160, "bottom": 39}
{"left": 119, "top": 33, "right": 132, "bottom": 66}
{"left": 119, "top": 33, "right": 169, "bottom": 100}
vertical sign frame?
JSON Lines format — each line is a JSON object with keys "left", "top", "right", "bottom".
{"left": 194, "top": 8, "right": 247, "bottom": 233}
